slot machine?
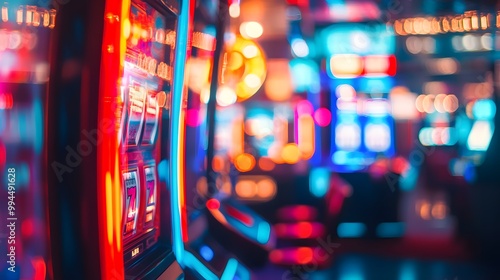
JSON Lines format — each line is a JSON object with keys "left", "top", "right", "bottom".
{"left": 0, "top": 2, "right": 56, "bottom": 279}
{"left": 308, "top": 20, "right": 400, "bottom": 239}
{"left": 46, "top": 0, "right": 187, "bottom": 279}
{"left": 168, "top": 0, "right": 275, "bottom": 278}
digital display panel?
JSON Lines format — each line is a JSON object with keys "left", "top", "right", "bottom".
{"left": 142, "top": 91, "right": 161, "bottom": 145}
{"left": 144, "top": 165, "right": 157, "bottom": 225}
{"left": 124, "top": 81, "right": 147, "bottom": 146}
{"left": 124, "top": 170, "right": 140, "bottom": 237}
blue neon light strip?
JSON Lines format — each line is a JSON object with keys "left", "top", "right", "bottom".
{"left": 170, "top": 0, "right": 191, "bottom": 264}
{"left": 184, "top": 251, "right": 218, "bottom": 280}
{"left": 220, "top": 258, "right": 239, "bottom": 280}
{"left": 221, "top": 258, "right": 251, "bottom": 280}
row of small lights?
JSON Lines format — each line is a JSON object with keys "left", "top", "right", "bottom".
{"left": 1, "top": 5, "right": 57, "bottom": 28}
{"left": 393, "top": 11, "right": 497, "bottom": 36}
{"left": 415, "top": 93, "right": 459, "bottom": 114}
{"left": 405, "top": 33, "right": 494, "bottom": 55}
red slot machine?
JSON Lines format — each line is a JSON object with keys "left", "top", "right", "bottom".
{"left": 46, "top": 0, "right": 188, "bottom": 279}
{"left": 0, "top": 2, "right": 57, "bottom": 279}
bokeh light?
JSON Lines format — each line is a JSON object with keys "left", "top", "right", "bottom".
{"left": 234, "top": 153, "right": 256, "bottom": 172}
{"left": 281, "top": 143, "right": 301, "bottom": 164}
{"left": 313, "top": 108, "right": 332, "bottom": 127}
{"left": 240, "top": 21, "right": 263, "bottom": 39}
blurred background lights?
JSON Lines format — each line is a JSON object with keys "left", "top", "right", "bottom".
{"left": 313, "top": 108, "right": 332, "bottom": 127}
{"left": 240, "top": 21, "right": 263, "bottom": 39}
{"left": 229, "top": 3, "right": 240, "bottom": 18}
{"left": 336, "top": 84, "right": 356, "bottom": 100}
{"left": 265, "top": 59, "right": 293, "bottom": 101}
{"left": 235, "top": 153, "right": 256, "bottom": 172}
{"left": 242, "top": 45, "right": 259, "bottom": 58}
{"left": 216, "top": 86, "right": 237, "bottom": 107}
{"left": 289, "top": 59, "right": 320, "bottom": 93}
{"left": 291, "top": 38, "right": 309, "bottom": 57}
{"left": 472, "top": 99, "right": 496, "bottom": 120}
{"left": 281, "top": 143, "right": 301, "bottom": 164}
{"left": 309, "top": 168, "right": 330, "bottom": 198}
{"left": 244, "top": 73, "right": 262, "bottom": 88}
{"left": 258, "top": 157, "right": 275, "bottom": 171}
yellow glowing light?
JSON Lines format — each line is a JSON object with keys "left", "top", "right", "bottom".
{"left": 297, "top": 115, "right": 315, "bottom": 159}
{"left": 228, "top": 51, "right": 244, "bottom": 70}
{"left": 235, "top": 153, "right": 256, "bottom": 172}
{"left": 123, "top": 18, "right": 131, "bottom": 39}
{"left": 229, "top": 3, "right": 240, "bottom": 18}
{"left": 281, "top": 143, "right": 301, "bottom": 164}
{"left": 242, "top": 45, "right": 259, "bottom": 58}
{"left": 240, "top": 21, "right": 264, "bottom": 39}
{"left": 223, "top": 35, "right": 267, "bottom": 102}
{"left": 105, "top": 172, "right": 114, "bottom": 246}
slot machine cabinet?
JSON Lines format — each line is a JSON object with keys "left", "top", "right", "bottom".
{"left": 0, "top": 2, "right": 56, "bottom": 279}
{"left": 46, "top": 0, "right": 186, "bottom": 279}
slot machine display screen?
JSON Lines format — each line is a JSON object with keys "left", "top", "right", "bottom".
{"left": 119, "top": 0, "right": 176, "bottom": 266}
